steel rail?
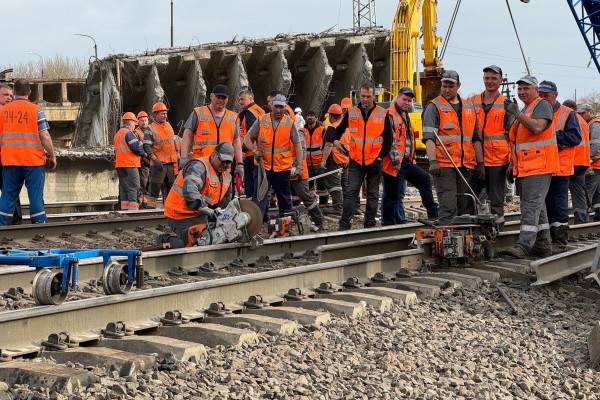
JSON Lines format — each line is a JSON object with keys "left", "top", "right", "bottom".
{"left": 531, "top": 242, "right": 599, "bottom": 286}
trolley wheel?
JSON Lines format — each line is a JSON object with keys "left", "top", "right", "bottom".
{"left": 103, "top": 260, "right": 133, "bottom": 295}
{"left": 32, "top": 269, "right": 68, "bottom": 305}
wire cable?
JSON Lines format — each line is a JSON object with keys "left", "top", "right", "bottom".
{"left": 440, "top": 0, "right": 462, "bottom": 60}
{"left": 505, "top": 0, "right": 531, "bottom": 75}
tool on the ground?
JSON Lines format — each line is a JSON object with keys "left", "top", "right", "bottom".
{"left": 306, "top": 168, "right": 342, "bottom": 183}
{"left": 255, "top": 153, "right": 269, "bottom": 202}
{"left": 267, "top": 209, "right": 307, "bottom": 238}
{"left": 186, "top": 198, "right": 262, "bottom": 246}
{"left": 0, "top": 248, "right": 142, "bottom": 306}
{"left": 496, "top": 283, "right": 519, "bottom": 315}
{"left": 584, "top": 239, "right": 600, "bottom": 287}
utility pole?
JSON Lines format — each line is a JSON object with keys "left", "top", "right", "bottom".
{"left": 74, "top": 33, "right": 98, "bottom": 61}
{"left": 352, "top": 0, "right": 377, "bottom": 30}
{"left": 170, "top": 0, "right": 174, "bottom": 47}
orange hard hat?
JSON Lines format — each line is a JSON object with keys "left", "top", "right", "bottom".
{"left": 327, "top": 104, "right": 343, "bottom": 115}
{"left": 340, "top": 97, "right": 352, "bottom": 108}
{"left": 122, "top": 112, "right": 138, "bottom": 123}
{"left": 137, "top": 111, "right": 149, "bottom": 119}
{"left": 152, "top": 102, "right": 168, "bottom": 113}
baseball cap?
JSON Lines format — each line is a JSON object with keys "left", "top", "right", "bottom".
{"left": 399, "top": 87, "right": 416, "bottom": 98}
{"left": 577, "top": 103, "right": 593, "bottom": 113}
{"left": 441, "top": 70, "right": 460, "bottom": 84}
{"left": 483, "top": 65, "right": 503, "bottom": 75}
{"left": 215, "top": 142, "right": 234, "bottom": 162}
{"left": 516, "top": 75, "right": 538, "bottom": 86}
{"left": 211, "top": 84, "right": 229, "bottom": 97}
{"left": 538, "top": 80, "right": 558, "bottom": 93}
{"left": 272, "top": 94, "right": 287, "bottom": 107}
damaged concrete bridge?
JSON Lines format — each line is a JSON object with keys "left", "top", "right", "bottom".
{"left": 73, "top": 29, "right": 390, "bottom": 147}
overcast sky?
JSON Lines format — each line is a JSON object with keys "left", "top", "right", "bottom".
{"left": 4, "top": 0, "right": 599, "bottom": 101}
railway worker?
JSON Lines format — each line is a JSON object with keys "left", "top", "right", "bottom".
{"left": 0, "top": 79, "right": 56, "bottom": 225}
{"left": 143, "top": 102, "right": 179, "bottom": 208}
{"left": 538, "top": 81, "right": 582, "bottom": 252}
{"left": 382, "top": 87, "right": 438, "bottom": 225}
{"left": 181, "top": 84, "right": 244, "bottom": 186}
{"left": 238, "top": 88, "right": 265, "bottom": 198}
{"left": 243, "top": 94, "right": 303, "bottom": 217}
{"left": 320, "top": 104, "right": 347, "bottom": 214}
{"left": 114, "top": 112, "right": 146, "bottom": 210}
{"left": 0, "top": 84, "right": 23, "bottom": 225}
{"left": 333, "top": 82, "right": 393, "bottom": 230}
{"left": 468, "top": 65, "right": 514, "bottom": 230}
{"left": 164, "top": 142, "right": 233, "bottom": 247}
{"left": 294, "top": 107, "right": 305, "bottom": 130}
{"left": 564, "top": 100, "right": 591, "bottom": 224}
{"left": 135, "top": 111, "right": 151, "bottom": 207}
{"left": 502, "top": 76, "right": 558, "bottom": 259}
{"left": 581, "top": 104, "right": 600, "bottom": 221}
{"left": 303, "top": 110, "right": 328, "bottom": 204}
{"left": 422, "top": 70, "right": 484, "bottom": 226}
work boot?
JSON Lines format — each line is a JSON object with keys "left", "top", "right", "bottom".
{"left": 551, "top": 225, "right": 569, "bottom": 254}
{"left": 529, "top": 241, "right": 552, "bottom": 258}
{"left": 500, "top": 245, "right": 529, "bottom": 259}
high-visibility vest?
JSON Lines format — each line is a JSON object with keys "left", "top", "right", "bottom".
{"left": 430, "top": 96, "right": 477, "bottom": 169}
{"left": 192, "top": 106, "right": 237, "bottom": 159}
{"left": 332, "top": 131, "right": 350, "bottom": 166}
{"left": 164, "top": 158, "right": 231, "bottom": 220}
{"left": 553, "top": 104, "right": 576, "bottom": 177}
{"left": 573, "top": 113, "right": 590, "bottom": 167}
{"left": 306, "top": 125, "right": 324, "bottom": 167}
{"left": 257, "top": 113, "right": 294, "bottom": 172}
{"left": 469, "top": 93, "right": 510, "bottom": 167}
{"left": 591, "top": 118, "right": 600, "bottom": 169}
{"left": 114, "top": 128, "right": 141, "bottom": 168}
{"left": 150, "top": 121, "right": 178, "bottom": 164}
{"left": 291, "top": 131, "right": 309, "bottom": 181}
{"left": 347, "top": 105, "right": 386, "bottom": 165}
{"left": 383, "top": 105, "right": 414, "bottom": 177}
{"left": 134, "top": 127, "right": 145, "bottom": 142}
{"left": 509, "top": 97, "right": 559, "bottom": 178}
{"left": 239, "top": 103, "right": 265, "bottom": 157}
{"left": 0, "top": 99, "right": 46, "bottom": 166}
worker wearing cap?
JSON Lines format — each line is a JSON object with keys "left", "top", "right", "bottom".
{"left": 565, "top": 101, "right": 591, "bottom": 224}
{"left": 333, "top": 82, "right": 393, "bottom": 230}
{"left": 238, "top": 88, "right": 265, "bottom": 199}
{"left": 503, "top": 75, "right": 559, "bottom": 258}
{"left": 422, "top": 70, "right": 484, "bottom": 226}
{"left": 0, "top": 84, "right": 22, "bottom": 225}
{"left": 114, "top": 112, "right": 147, "bottom": 210}
{"left": 181, "top": 85, "right": 244, "bottom": 188}
{"left": 581, "top": 104, "right": 600, "bottom": 220}
{"left": 468, "top": 65, "right": 514, "bottom": 230}
{"left": 143, "top": 102, "right": 179, "bottom": 208}
{"left": 538, "top": 81, "right": 582, "bottom": 251}
{"left": 320, "top": 104, "right": 347, "bottom": 214}
{"left": 243, "top": 94, "right": 303, "bottom": 217}
{"left": 135, "top": 111, "right": 151, "bottom": 206}
{"left": 164, "top": 142, "right": 233, "bottom": 247}
{"left": 0, "top": 79, "right": 56, "bottom": 224}
{"left": 382, "top": 87, "right": 438, "bottom": 225}
{"left": 303, "top": 110, "right": 328, "bottom": 204}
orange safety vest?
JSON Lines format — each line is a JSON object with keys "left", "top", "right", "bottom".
{"left": 0, "top": 99, "right": 46, "bottom": 167}
{"left": 164, "top": 158, "right": 231, "bottom": 220}
{"left": 553, "top": 104, "right": 576, "bottom": 177}
{"left": 383, "top": 105, "right": 414, "bottom": 177}
{"left": 291, "top": 130, "right": 309, "bottom": 181}
{"left": 347, "top": 105, "right": 386, "bottom": 165}
{"left": 257, "top": 113, "right": 294, "bottom": 172}
{"left": 573, "top": 113, "right": 590, "bottom": 167}
{"left": 591, "top": 118, "right": 600, "bottom": 169}
{"left": 306, "top": 125, "right": 324, "bottom": 167}
{"left": 332, "top": 131, "right": 350, "bottom": 166}
{"left": 509, "top": 97, "right": 559, "bottom": 178}
{"left": 114, "top": 127, "right": 141, "bottom": 168}
{"left": 192, "top": 106, "right": 237, "bottom": 159}
{"left": 150, "top": 121, "right": 178, "bottom": 165}
{"left": 239, "top": 103, "right": 265, "bottom": 157}
{"left": 430, "top": 96, "right": 477, "bottom": 169}
{"left": 469, "top": 93, "right": 510, "bottom": 167}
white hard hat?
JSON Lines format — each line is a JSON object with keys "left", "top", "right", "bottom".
{"left": 294, "top": 107, "right": 302, "bottom": 113}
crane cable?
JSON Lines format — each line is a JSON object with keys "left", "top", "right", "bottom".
{"left": 505, "top": 0, "right": 531, "bottom": 75}
{"left": 440, "top": 0, "right": 462, "bottom": 60}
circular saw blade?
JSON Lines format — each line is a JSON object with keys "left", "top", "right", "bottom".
{"left": 239, "top": 198, "right": 263, "bottom": 237}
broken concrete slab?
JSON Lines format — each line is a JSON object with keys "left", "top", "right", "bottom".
{"left": 315, "top": 292, "right": 392, "bottom": 312}
{"left": 243, "top": 306, "right": 331, "bottom": 326}
{"left": 0, "top": 361, "right": 98, "bottom": 394}
{"left": 156, "top": 323, "right": 258, "bottom": 347}
{"left": 345, "top": 286, "right": 417, "bottom": 305}
{"left": 286, "top": 298, "right": 365, "bottom": 318}
{"left": 204, "top": 314, "right": 298, "bottom": 335}
{"left": 99, "top": 335, "right": 206, "bottom": 362}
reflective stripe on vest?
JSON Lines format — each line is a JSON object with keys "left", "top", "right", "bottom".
{"left": 258, "top": 114, "right": 294, "bottom": 171}
{"left": 240, "top": 103, "right": 265, "bottom": 157}
{"left": 574, "top": 113, "right": 591, "bottom": 167}
{"left": 383, "top": 105, "right": 411, "bottom": 176}
{"left": 150, "top": 121, "right": 178, "bottom": 164}
{"left": 553, "top": 104, "right": 576, "bottom": 177}
{"left": 306, "top": 125, "right": 324, "bottom": 166}
{"left": 347, "top": 105, "right": 386, "bottom": 165}
{"left": 114, "top": 128, "right": 141, "bottom": 168}
{"left": 0, "top": 99, "right": 45, "bottom": 166}
{"left": 470, "top": 93, "right": 510, "bottom": 167}
{"left": 192, "top": 106, "right": 237, "bottom": 159}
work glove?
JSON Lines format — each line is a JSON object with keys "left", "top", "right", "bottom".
{"left": 429, "top": 160, "right": 442, "bottom": 178}
{"left": 506, "top": 163, "right": 515, "bottom": 184}
{"left": 152, "top": 159, "right": 164, "bottom": 172}
{"left": 234, "top": 164, "right": 244, "bottom": 181}
{"left": 504, "top": 99, "right": 520, "bottom": 118}
{"left": 198, "top": 206, "right": 217, "bottom": 221}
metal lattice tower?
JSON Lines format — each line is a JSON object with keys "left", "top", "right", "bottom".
{"left": 353, "top": 0, "right": 377, "bottom": 30}
{"left": 566, "top": 0, "right": 600, "bottom": 74}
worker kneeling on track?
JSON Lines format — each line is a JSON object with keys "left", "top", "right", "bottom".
{"left": 163, "top": 142, "right": 234, "bottom": 248}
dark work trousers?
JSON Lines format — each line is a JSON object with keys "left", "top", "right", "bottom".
{"left": 321, "top": 158, "right": 344, "bottom": 211}
{"left": 243, "top": 156, "right": 256, "bottom": 198}
{"left": 485, "top": 165, "right": 508, "bottom": 229}
{"left": 588, "top": 169, "right": 600, "bottom": 220}
{"left": 291, "top": 179, "right": 324, "bottom": 226}
{"left": 545, "top": 176, "right": 570, "bottom": 230}
{"left": 0, "top": 165, "right": 22, "bottom": 224}
{"left": 167, "top": 215, "right": 206, "bottom": 245}
{"left": 308, "top": 165, "right": 328, "bottom": 204}
{"left": 117, "top": 167, "right": 140, "bottom": 210}
{"left": 0, "top": 166, "right": 45, "bottom": 225}
{"left": 147, "top": 163, "right": 176, "bottom": 207}
{"left": 431, "top": 167, "right": 475, "bottom": 225}
{"left": 139, "top": 165, "right": 150, "bottom": 203}
{"left": 569, "top": 166, "right": 589, "bottom": 224}
{"left": 253, "top": 169, "right": 293, "bottom": 217}
{"left": 516, "top": 174, "right": 552, "bottom": 251}
{"left": 381, "top": 172, "right": 401, "bottom": 225}
{"left": 398, "top": 162, "right": 438, "bottom": 222}
{"left": 339, "top": 160, "right": 381, "bottom": 230}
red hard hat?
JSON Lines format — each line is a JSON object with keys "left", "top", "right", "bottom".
{"left": 137, "top": 111, "right": 149, "bottom": 119}
{"left": 327, "top": 104, "right": 343, "bottom": 115}
{"left": 340, "top": 97, "right": 352, "bottom": 108}
{"left": 152, "top": 102, "right": 168, "bottom": 113}
{"left": 122, "top": 112, "right": 138, "bottom": 123}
